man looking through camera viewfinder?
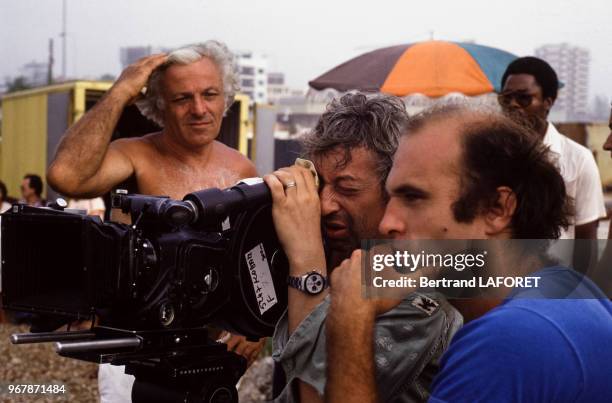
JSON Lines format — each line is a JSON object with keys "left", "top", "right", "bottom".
{"left": 263, "top": 93, "right": 462, "bottom": 402}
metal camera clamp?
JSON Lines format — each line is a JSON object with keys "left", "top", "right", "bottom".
{"left": 11, "top": 326, "right": 247, "bottom": 403}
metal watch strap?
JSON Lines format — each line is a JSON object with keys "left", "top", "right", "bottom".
{"left": 287, "top": 271, "right": 328, "bottom": 295}
{"left": 287, "top": 275, "right": 303, "bottom": 290}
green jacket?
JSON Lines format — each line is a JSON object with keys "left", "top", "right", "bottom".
{"left": 272, "top": 292, "right": 462, "bottom": 402}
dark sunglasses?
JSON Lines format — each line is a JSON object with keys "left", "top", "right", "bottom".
{"left": 497, "top": 92, "right": 536, "bottom": 108}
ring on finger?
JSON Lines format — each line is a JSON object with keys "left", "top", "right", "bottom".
{"left": 284, "top": 181, "right": 297, "bottom": 189}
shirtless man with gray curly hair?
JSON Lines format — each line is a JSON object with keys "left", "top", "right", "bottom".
{"left": 47, "top": 41, "right": 263, "bottom": 402}
{"left": 48, "top": 40, "right": 256, "bottom": 200}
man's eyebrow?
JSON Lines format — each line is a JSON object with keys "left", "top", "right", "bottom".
{"left": 170, "top": 91, "right": 194, "bottom": 98}
{"left": 170, "top": 86, "right": 220, "bottom": 97}
{"left": 501, "top": 88, "right": 530, "bottom": 94}
{"left": 389, "top": 183, "right": 429, "bottom": 197}
{"left": 334, "top": 175, "right": 358, "bottom": 183}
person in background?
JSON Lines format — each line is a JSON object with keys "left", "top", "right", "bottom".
{"left": 0, "top": 180, "right": 12, "bottom": 213}
{"left": 20, "top": 174, "right": 45, "bottom": 207}
{"left": 604, "top": 105, "right": 612, "bottom": 157}
{"left": 604, "top": 105, "right": 612, "bottom": 240}
{"left": 499, "top": 56, "right": 606, "bottom": 271}
{"left": 595, "top": 105, "right": 612, "bottom": 292}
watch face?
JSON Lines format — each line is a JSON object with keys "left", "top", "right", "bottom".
{"left": 305, "top": 273, "right": 325, "bottom": 294}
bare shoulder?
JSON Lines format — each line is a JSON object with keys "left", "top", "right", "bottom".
{"left": 109, "top": 132, "right": 162, "bottom": 156}
{"left": 213, "top": 141, "right": 258, "bottom": 177}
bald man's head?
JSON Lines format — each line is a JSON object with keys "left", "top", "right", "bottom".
{"left": 384, "top": 103, "right": 572, "bottom": 239}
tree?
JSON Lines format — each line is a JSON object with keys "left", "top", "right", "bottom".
{"left": 5, "top": 76, "right": 31, "bottom": 93}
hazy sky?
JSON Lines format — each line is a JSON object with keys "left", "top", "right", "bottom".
{"left": 1, "top": 0, "right": 611, "bottom": 99}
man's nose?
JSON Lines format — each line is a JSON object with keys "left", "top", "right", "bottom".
{"left": 378, "top": 199, "right": 405, "bottom": 238}
{"left": 191, "top": 95, "right": 207, "bottom": 116}
{"left": 320, "top": 186, "right": 340, "bottom": 217}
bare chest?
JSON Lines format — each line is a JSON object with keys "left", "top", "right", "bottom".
{"left": 134, "top": 156, "right": 243, "bottom": 199}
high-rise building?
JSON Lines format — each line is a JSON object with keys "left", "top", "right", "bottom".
{"left": 267, "top": 72, "right": 305, "bottom": 104}
{"left": 120, "top": 46, "right": 171, "bottom": 70}
{"left": 535, "top": 43, "right": 590, "bottom": 122}
{"left": 267, "top": 72, "right": 286, "bottom": 104}
{"left": 236, "top": 52, "right": 268, "bottom": 104}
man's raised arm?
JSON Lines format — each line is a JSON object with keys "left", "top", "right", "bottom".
{"left": 47, "top": 54, "right": 167, "bottom": 198}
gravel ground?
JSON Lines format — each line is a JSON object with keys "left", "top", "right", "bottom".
{"left": 0, "top": 324, "right": 99, "bottom": 403}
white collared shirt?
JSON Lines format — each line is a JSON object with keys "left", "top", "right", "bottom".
{"left": 543, "top": 122, "right": 606, "bottom": 239}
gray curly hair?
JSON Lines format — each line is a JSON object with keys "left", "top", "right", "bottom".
{"left": 136, "top": 40, "right": 239, "bottom": 127}
{"left": 301, "top": 92, "right": 409, "bottom": 186}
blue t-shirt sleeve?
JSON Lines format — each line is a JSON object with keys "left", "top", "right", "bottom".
{"left": 429, "top": 305, "right": 584, "bottom": 403}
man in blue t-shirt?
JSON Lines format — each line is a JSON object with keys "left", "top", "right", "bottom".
{"left": 324, "top": 104, "right": 612, "bottom": 402}
{"left": 429, "top": 266, "right": 612, "bottom": 403}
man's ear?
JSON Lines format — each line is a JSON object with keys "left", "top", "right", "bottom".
{"left": 485, "top": 186, "right": 516, "bottom": 236}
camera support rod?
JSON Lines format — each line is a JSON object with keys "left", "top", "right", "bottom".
{"left": 55, "top": 336, "right": 142, "bottom": 354}
{"left": 11, "top": 330, "right": 96, "bottom": 344}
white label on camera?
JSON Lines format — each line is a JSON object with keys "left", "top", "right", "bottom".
{"left": 245, "top": 243, "right": 278, "bottom": 315}
{"left": 237, "top": 177, "right": 264, "bottom": 186}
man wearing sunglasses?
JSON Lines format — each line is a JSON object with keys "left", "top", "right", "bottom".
{"left": 499, "top": 57, "right": 606, "bottom": 270}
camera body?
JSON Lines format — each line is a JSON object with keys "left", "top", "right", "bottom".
{"left": 0, "top": 180, "right": 288, "bottom": 340}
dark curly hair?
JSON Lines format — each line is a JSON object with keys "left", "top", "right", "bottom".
{"left": 301, "top": 92, "right": 408, "bottom": 189}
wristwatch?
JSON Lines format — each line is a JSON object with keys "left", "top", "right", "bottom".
{"left": 287, "top": 271, "right": 328, "bottom": 295}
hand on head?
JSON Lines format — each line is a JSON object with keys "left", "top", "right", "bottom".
{"left": 113, "top": 53, "right": 168, "bottom": 103}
